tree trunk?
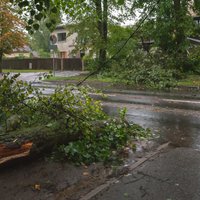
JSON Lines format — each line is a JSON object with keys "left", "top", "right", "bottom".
{"left": 173, "top": 0, "right": 186, "bottom": 51}
{"left": 95, "top": 0, "right": 108, "bottom": 68}
{"left": 101, "top": 0, "right": 108, "bottom": 64}
{"left": 173, "top": 0, "right": 188, "bottom": 68}
{"left": 0, "top": 51, "right": 3, "bottom": 73}
{"left": 0, "top": 126, "right": 81, "bottom": 164}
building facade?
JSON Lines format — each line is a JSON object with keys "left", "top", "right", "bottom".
{"left": 50, "top": 25, "right": 82, "bottom": 59}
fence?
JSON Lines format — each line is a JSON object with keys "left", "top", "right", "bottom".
{"left": 2, "top": 58, "right": 83, "bottom": 71}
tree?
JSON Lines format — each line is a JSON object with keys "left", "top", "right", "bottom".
{"left": 30, "top": 22, "right": 51, "bottom": 57}
{"left": 0, "top": 0, "right": 26, "bottom": 73}
{"left": 132, "top": 0, "right": 199, "bottom": 70}
{"left": 107, "top": 25, "right": 137, "bottom": 60}
{"left": 30, "top": 10, "right": 61, "bottom": 57}
{"left": 62, "top": 0, "right": 134, "bottom": 68}
{"left": 11, "top": 0, "right": 136, "bottom": 65}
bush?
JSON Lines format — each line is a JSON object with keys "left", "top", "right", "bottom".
{"left": 187, "top": 46, "right": 200, "bottom": 74}
{"left": 57, "top": 109, "right": 151, "bottom": 164}
{"left": 83, "top": 57, "right": 99, "bottom": 71}
{"left": 102, "top": 50, "right": 178, "bottom": 89}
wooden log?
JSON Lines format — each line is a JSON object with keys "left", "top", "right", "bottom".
{"left": 0, "top": 143, "right": 32, "bottom": 164}
{"left": 0, "top": 125, "right": 81, "bottom": 165}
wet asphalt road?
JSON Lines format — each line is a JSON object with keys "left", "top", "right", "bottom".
{"left": 103, "top": 99, "right": 200, "bottom": 149}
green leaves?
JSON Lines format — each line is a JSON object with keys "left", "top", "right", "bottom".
{"left": 36, "top": 4, "right": 43, "bottom": 11}
{"left": 51, "top": 7, "right": 58, "bottom": 13}
{"left": 30, "top": 9, "right": 36, "bottom": 16}
{"left": 33, "top": 23, "right": 40, "bottom": 30}
{"left": 27, "top": 19, "right": 33, "bottom": 25}
{"left": 35, "top": 13, "right": 43, "bottom": 20}
{"left": 117, "top": 0, "right": 125, "bottom": 5}
{"left": 101, "top": 49, "right": 178, "bottom": 89}
{"left": 18, "top": 0, "right": 29, "bottom": 8}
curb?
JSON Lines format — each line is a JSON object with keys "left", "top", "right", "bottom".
{"left": 80, "top": 142, "right": 170, "bottom": 200}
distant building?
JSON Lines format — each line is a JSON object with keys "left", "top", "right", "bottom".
{"left": 187, "top": 17, "right": 200, "bottom": 45}
{"left": 4, "top": 45, "right": 37, "bottom": 58}
{"left": 50, "top": 24, "right": 84, "bottom": 59}
{"left": 193, "top": 16, "right": 200, "bottom": 26}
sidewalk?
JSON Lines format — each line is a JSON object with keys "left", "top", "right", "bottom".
{"left": 86, "top": 147, "right": 200, "bottom": 200}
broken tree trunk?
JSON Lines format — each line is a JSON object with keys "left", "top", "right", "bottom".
{"left": 0, "top": 125, "right": 81, "bottom": 165}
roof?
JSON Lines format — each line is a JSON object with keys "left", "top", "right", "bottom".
{"left": 193, "top": 16, "right": 200, "bottom": 21}
{"left": 54, "top": 24, "right": 75, "bottom": 30}
{"left": 13, "top": 46, "right": 32, "bottom": 53}
{"left": 187, "top": 37, "right": 200, "bottom": 45}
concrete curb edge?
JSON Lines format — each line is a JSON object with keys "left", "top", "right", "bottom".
{"left": 80, "top": 142, "right": 170, "bottom": 200}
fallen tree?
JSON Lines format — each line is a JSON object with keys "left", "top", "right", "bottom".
{"left": 0, "top": 125, "right": 81, "bottom": 164}
{"left": 0, "top": 73, "right": 151, "bottom": 165}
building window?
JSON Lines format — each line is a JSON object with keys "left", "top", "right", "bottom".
{"left": 57, "top": 32, "right": 66, "bottom": 41}
{"left": 194, "top": 17, "right": 200, "bottom": 26}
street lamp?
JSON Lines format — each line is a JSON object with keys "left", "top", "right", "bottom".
{"left": 50, "top": 49, "right": 55, "bottom": 76}
{"left": 49, "top": 34, "right": 58, "bottom": 76}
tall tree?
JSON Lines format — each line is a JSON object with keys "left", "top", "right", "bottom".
{"left": 30, "top": 21, "right": 51, "bottom": 56}
{"left": 133, "top": 0, "right": 197, "bottom": 59}
{"left": 62, "top": 0, "right": 134, "bottom": 67}
{"left": 0, "top": 0, "right": 26, "bottom": 73}
{"left": 13, "top": 0, "right": 135, "bottom": 66}
{"left": 30, "top": 8, "right": 61, "bottom": 57}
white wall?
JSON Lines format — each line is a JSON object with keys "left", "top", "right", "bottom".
{"left": 51, "top": 28, "right": 78, "bottom": 58}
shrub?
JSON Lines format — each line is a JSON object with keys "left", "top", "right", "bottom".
{"left": 102, "top": 50, "right": 178, "bottom": 89}
{"left": 187, "top": 46, "right": 200, "bottom": 74}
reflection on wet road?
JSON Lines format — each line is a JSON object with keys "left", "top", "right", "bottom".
{"left": 103, "top": 100, "right": 200, "bottom": 149}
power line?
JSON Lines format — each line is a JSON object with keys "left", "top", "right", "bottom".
{"left": 76, "top": 0, "right": 161, "bottom": 86}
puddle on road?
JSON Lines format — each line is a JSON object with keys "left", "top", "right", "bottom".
{"left": 103, "top": 104, "right": 200, "bottom": 150}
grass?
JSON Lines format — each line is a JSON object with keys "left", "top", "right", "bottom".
{"left": 177, "top": 75, "right": 200, "bottom": 87}
{"left": 47, "top": 74, "right": 114, "bottom": 82}
{"left": 47, "top": 73, "right": 200, "bottom": 88}
{"left": 3, "top": 69, "right": 50, "bottom": 73}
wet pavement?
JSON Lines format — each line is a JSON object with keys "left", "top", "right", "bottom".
{"left": 103, "top": 101, "right": 200, "bottom": 149}
{"left": 91, "top": 148, "right": 200, "bottom": 200}
{"left": 9, "top": 71, "right": 85, "bottom": 82}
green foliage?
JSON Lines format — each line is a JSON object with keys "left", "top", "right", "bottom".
{"left": 0, "top": 73, "right": 35, "bottom": 130}
{"left": 13, "top": 0, "right": 61, "bottom": 32}
{"left": 60, "top": 0, "right": 135, "bottom": 64}
{"left": 107, "top": 25, "right": 138, "bottom": 60}
{"left": 30, "top": 9, "right": 61, "bottom": 55}
{"left": 132, "top": 0, "right": 199, "bottom": 70}
{"left": 58, "top": 108, "right": 151, "bottom": 164}
{"left": 101, "top": 49, "right": 178, "bottom": 89}
{"left": 177, "top": 75, "right": 200, "bottom": 87}
{"left": 187, "top": 46, "right": 200, "bottom": 74}
{"left": 83, "top": 57, "right": 99, "bottom": 71}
